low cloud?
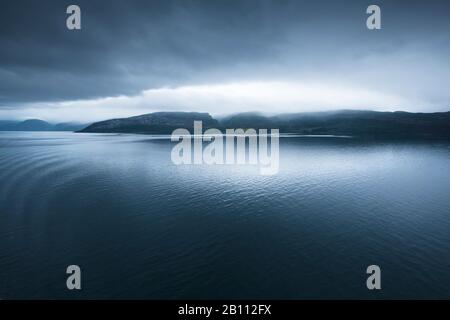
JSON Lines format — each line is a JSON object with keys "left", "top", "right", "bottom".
{"left": 0, "top": 81, "right": 432, "bottom": 123}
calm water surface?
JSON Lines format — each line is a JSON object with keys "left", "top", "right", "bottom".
{"left": 0, "top": 132, "right": 449, "bottom": 299}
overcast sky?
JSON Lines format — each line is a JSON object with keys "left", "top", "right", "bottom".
{"left": 1, "top": 0, "right": 449, "bottom": 122}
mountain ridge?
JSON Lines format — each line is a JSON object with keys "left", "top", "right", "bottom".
{"left": 79, "top": 112, "right": 218, "bottom": 134}
{"left": 2, "top": 110, "right": 449, "bottom": 138}
{"left": 78, "top": 110, "right": 450, "bottom": 139}
{"left": 0, "top": 119, "right": 89, "bottom": 131}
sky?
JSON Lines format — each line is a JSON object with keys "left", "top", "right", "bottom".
{"left": 0, "top": 0, "right": 449, "bottom": 122}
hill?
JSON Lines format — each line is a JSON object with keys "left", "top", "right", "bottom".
{"left": 79, "top": 110, "right": 450, "bottom": 139}
{"left": 79, "top": 112, "right": 218, "bottom": 134}
{"left": 0, "top": 120, "right": 89, "bottom": 131}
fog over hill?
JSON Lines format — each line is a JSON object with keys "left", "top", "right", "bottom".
{"left": 78, "top": 110, "right": 450, "bottom": 139}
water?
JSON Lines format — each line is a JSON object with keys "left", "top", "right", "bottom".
{"left": 0, "top": 131, "right": 449, "bottom": 299}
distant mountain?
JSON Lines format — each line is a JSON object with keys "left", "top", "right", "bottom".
{"left": 0, "top": 120, "right": 19, "bottom": 129}
{"left": 78, "top": 110, "right": 450, "bottom": 139}
{"left": 14, "top": 119, "right": 54, "bottom": 131}
{"left": 79, "top": 112, "right": 219, "bottom": 134}
{"left": 52, "top": 122, "right": 89, "bottom": 131}
{"left": 0, "top": 119, "right": 88, "bottom": 131}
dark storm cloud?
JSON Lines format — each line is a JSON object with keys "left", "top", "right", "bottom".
{"left": 0, "top": 0, "right": 450, "bottom": 108}
{"left": 0, "top": 0, "right": 305, "bottom": 104}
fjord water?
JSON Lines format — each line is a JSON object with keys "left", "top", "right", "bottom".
{"left": 0, "top": 132, "right": 449, "bottom": 299}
